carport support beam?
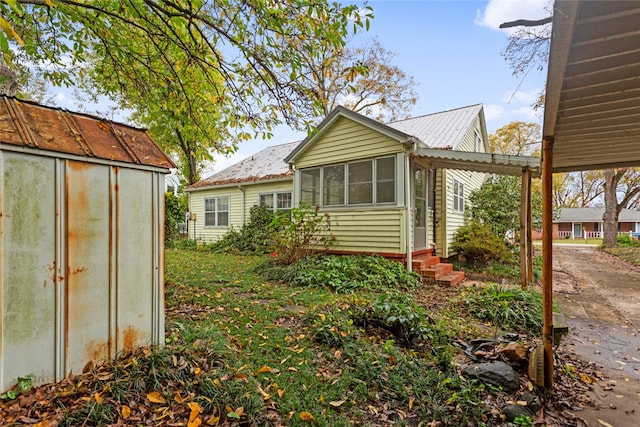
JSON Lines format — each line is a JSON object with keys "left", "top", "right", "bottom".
{"left": 520, "top": 167, "right": 532, "bottom": 289}
{"left": 542, "top": 136, "right": 554, "bottom": 388}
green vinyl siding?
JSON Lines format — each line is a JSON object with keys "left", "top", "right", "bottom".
{"left": 294, "top": 117, "right": 403, "bottom": 169}
{"left": 436, "top": 123, "right": 487, "bottom": 258}
{"left": 189, "top": 180, "right": 293, "bottom": 242}
{"left": 320, "top": 209, "right": 406, "bottom": 254}
{"left": 189, "top": 187, "right": 242, "bottom": 242}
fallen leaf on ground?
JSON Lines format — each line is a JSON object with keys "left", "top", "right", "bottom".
{"left": 147, "top": 391, "right": 166, "bottom": 404}
{"left": 300, "top": 411, "right": 314, "bottom": 421}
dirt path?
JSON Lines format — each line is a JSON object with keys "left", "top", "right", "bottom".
{"left": 553, "top": 246, "right": 640, "bottom": 427}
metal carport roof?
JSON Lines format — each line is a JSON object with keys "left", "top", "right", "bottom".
{"left": 544, "top": 0, "right": 640, "bottom": 173}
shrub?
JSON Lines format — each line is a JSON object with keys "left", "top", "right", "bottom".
{"left": 282, "top": 254, "right": 421, "bottom": 293}
{"left": 459, "top": 284, "right": 543, "bottom": 335}
{"left": 164, "top": 192, "right": 188, "bottom": 242}
{"left": 207, "top": 205, "right": 275, "bottom": 254}
{"left": 617, "top": 233, "right": 640, "bottom": 247}
{"left": 450, "top": 221, "right": 511, "bottom": 264}
{"left": 270, "top": 205, "right": 334, "bottom": 264}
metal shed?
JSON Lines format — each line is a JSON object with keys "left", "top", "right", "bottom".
{"left": 0, "top": 97, "right": 175, "bottom": 391}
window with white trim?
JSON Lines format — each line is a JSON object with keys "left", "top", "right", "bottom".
{"left": 204, "top": 196, "right": 229, "bottom": 226}
{"left": 475, "top": 131, "right": 483, "bottom": 152}
{"left": 259, "top": 191, "right": 292, "bottom": 212}
{"left": 300, "top": 168, "right": 320, "bottom": 206}
{"left": 453, "top": 180, "right": 464, "bottom": 213}
{"left": 299, "top": 156, "right": 396, "bottom": 207}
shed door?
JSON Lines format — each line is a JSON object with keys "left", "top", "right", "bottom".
{"left": 414, "top": 167, "right": 427, "bottom": 250}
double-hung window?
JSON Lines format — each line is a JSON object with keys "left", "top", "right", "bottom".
{"left": 299, "top": 156, "right": 395, "bottom": 207}
{"left": 453, "top": 180, "right": 464, "bottom": 213}
{"left": 259, "top": 191, "right": 292, "bottom": 212}
{"left": 204, "top": 196, "right": 229, "bottom": 226}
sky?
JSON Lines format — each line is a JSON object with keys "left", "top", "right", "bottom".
{"left": 52, "top": 0, "right": 551, "bottom": 177}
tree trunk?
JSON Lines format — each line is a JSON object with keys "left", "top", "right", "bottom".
{"left": 602, "top": 169, "right": 619, "bottom": 246}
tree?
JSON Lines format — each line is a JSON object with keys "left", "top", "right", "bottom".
{"left": 469, "top": 174, "right": 542, "bottom": 242}
{"left": 489, "top": 121, "right": 540, "bottom": 156}
{"left": 602, "top": 169, "right": 640, "bottom": 246}
{"left": 80, "top": 35, "right": 232, "bottom": 185}
{"left": 1, "top": 0, "right": 372, "bottom": 138}
{"left": 301, "top": 37, "right": 418, "bottom": 122}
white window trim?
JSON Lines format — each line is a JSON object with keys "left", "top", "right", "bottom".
{"left": 453, "top": 179, "right": 464, "bottom": 213}
{"left": 259, "top": 191, "right": 293, "bottom": 212}
{"left": 204, "top": 195, "right": 230, "bottom": 227}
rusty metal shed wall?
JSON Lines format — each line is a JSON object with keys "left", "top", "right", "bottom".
{"left": 0, "top": 151, "right": 166, "bottom": 391}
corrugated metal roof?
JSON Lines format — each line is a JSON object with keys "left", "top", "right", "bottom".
{"left": 0, "top": 97, "right": 175, "bottom": 170}
{"left": 544, "top": 1, "right": 640, "bottom": 172}
{"left": 556, "top": 207, "right": 640, "bottom": 222}
{"left": 188, "top": 141, "right": 300, "bottom": 190}
{"left": 387, "top": 104, "right": 484, "bottom": 150}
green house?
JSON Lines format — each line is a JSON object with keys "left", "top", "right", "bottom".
{"left": 188, "top": 104, "right": 495, "bottom": 277}
{"left": 284, "top": 104, "right": 489, "bottom": 263}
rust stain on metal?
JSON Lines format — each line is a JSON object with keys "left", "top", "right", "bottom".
{"left": 84, "top": 340, "right": 109, "bottom": 363}
{"left": 122, "top": 326, "right": 140, "bottom": 352}
{"left": 0, "top": 96, "right": 175, "bottom": 169}
{"left": 70, "top": 266, "right": 87, "bottom": 275}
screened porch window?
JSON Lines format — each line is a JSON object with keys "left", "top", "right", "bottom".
{"left": 299, "top": 156, "right": 396, "bottom": 207}
{"left": 300, "top": 168, "right": 320, "bottom": 206}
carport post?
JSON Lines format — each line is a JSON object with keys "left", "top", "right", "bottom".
{"left": 520, "top": 167, "right": 532, "bottom": 289}
{"left": 542, "top": 136, "right": 554, "bottom": 388}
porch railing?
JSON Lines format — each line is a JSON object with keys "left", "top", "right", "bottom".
{"left": 559, "top": 230, "right": 635, "bottom": 239}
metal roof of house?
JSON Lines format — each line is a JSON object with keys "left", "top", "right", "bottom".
{"left": 188, "top": 141, "right": 300, "bottom": 190}
{"left": 544, "top": 1, "right": 640, "bottom": 172}
{"left": 0, "top": 97, "right": 175, "bottom": 170}
{"left": 286, "top": 104, "right": 488, "bottom": 164}
{"left": 387, "top": 104, "right": 486, "bottom": 150}
{"left": 556, "top": 207, "right": 640, "bottom": 223}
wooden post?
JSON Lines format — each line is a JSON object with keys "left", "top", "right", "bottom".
{"left": 542, "top": 136, "right": 554, "bottom": 388}
{"left": 520, "top": 167, "right": 529, "bottom": 289}
{"left": 526, "top": 168, "right": 533, "bottom": 285}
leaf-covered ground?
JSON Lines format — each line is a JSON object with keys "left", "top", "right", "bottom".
{"left": 1, "top": 250, "right": 607, "bottom": 426}
{"left": 602, "top": 246, "right": 640, "bottom": 266}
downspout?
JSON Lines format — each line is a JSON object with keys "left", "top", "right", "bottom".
{"left": 238, "top": 185, "right": 246, "bottom": 222}
{"left": 405, "top": 140, "right": 417, "bottom": 271}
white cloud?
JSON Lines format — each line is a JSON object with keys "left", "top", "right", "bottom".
{"left": 502, "top": 87, "right": 542, "bottom": 105}
{"left": 512, "top": 105, "right": 541, "bottom": 122}
{"left": 475, "top": 0, "right": 550, "bottom": 33}
{"left": 483, "top": 104, "right": 507, "bottom": 121}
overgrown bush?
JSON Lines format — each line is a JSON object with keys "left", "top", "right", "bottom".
{"left": 164, "top": 192, "right": 188, "bottom": 242}
{"left": 450, "top": 221, "right": 512, "bottom": 264}
{"left": 459, "top": 284, "right": 543, "bottom": 335}
{"left": 206, "top": 205, "right": 275, "bottom": 254}
{"left": 270, "top": 205, "right": 334, "bottom": 263}
{"left": 617, "top": 233, "right": 640, "bottom": 247}
{"left": 281, "top": 254, "right": 421, "bottom": 293}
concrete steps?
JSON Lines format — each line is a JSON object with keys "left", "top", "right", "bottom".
{"left": 412, "top": 251, "right": 465, "bottom": 286}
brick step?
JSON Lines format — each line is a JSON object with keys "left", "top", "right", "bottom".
{"left": 436, "top": 271, "right": 466, "bottom": 286}
{"left": 419, "top": 262, "right": 453, "bottom": 278}
{"left": 411, "top": 255, "right": 441, "bottom": 269}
